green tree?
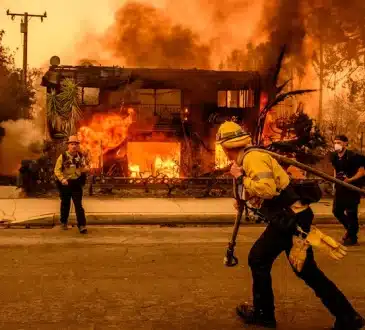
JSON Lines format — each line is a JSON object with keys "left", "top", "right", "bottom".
{"left": 307, "top": 3, "right": 365, "bottom": 100}
{"left": 0, "top": 30, "right": 37, "bottom": 122}
{"left": 322, "top": 94, "right": 365, "bottom": 151}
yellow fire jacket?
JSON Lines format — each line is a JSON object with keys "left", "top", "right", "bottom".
{"left": 236, "top": 149, "right": 290, "bottom": 199}
{"left": 54, "top": 151, "right": 88, "bottom": 182}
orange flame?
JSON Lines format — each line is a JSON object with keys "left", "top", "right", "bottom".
{"left": 128, "top": 142, "right": 180, "bottom": 178}
{"left": 78, "top": 114, "right": 181, "bottom": 177}
{"left": 215, "top": 143, "right": 230, "bottom": 169}
{"left": 78, "top": 108, "right": 134, "bottom": 168}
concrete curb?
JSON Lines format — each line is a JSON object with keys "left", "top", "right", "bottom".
{"left": 2, "top": 213, "right": 365, "bottom": 228}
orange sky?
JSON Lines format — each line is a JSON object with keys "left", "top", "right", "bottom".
{"left": 0, "top": 0, "right": 332, "bottom": 118}
{"left": 0, "top": 0, "right": 124, "bottom": 68}
{"left": 1, "top": 0, "right": 264, "bottom": 69}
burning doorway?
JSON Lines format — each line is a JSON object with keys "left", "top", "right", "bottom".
{"left": 128, "top": 142, "right": 180, "bottom": 178}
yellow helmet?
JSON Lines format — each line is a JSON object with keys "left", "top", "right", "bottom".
{"left": 216, "top": 121, "right": 252, "bottom": 149}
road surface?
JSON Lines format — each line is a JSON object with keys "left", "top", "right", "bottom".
{"left": 0, "top": 225, "right": 364, "bottom": 330}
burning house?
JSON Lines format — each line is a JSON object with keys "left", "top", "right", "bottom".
{"left": 41, "top": 60, "right": 267, "bottom": 179}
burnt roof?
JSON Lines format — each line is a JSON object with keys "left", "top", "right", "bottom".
{"left": 41, "top": 65, "right": 261, "bottom": 91}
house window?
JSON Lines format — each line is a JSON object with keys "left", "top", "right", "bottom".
{"left": 136, "top": 89, "right": 182, "bottom": 119}
{"left": 80, "top": 87, "right": 100, "bottom": 105}
{"left": 217, "top": 90, "right": 255, "bottom": 108}
{"left": 217, "top": 91, "right": 227, "bottom": 107}
{"left": 227, "top": 90, "right": 238, "bottom": 108}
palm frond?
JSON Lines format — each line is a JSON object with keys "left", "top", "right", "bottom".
{"left": 276, "top": 79, "right": 290, "bottom": 94}
{"left": 46, "top": 89, "right": 61, "bottom": 129}
{"left": 58, "top": 78, "right": 81, "bottom": 117}
{"left": 262, "top": 89, "right": 317, "bottom": 114}
{"left": 46, "top": 78, "right": 83, "bottom": 138}
{"left": 255, "top": 89, "right": 317, "bottom": 145}
{"left": 272, "top": 45, "right": 286, "bottom": 86}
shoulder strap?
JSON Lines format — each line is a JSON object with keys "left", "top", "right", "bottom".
{"left": 61, "top": 152, "right": 67, "bottom": 171}
{"left": 241, "top": 146, "right": 266, "bottom": 162}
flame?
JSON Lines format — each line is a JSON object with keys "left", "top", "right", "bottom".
{"left": 129, "top": 164, "right": 140, "bottom": 177}
{"left": 127, "top": 141, "right": 180, "bottom": 178}
{"left": 215, "top": 143, "right": 230, "bottom": 169}
{"left": 128, "top": 156, "right": 179, "bottom": 178}
{"left": 127, "top": 142, "right": 180, "bottom": 178}
{"left": 154, "top": 156, "right": 179, "bottom": 178}
{"left": 78, "top": 108, "right": 134, "bottom": 168}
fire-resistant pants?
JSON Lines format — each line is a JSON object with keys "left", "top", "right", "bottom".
{"left": 248, "top": 207, "right": 357, "bottom": 319}
{"left": 58, "top": 179, "right": 86, "bottom": 227}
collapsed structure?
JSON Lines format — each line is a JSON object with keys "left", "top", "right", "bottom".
{"left": 41, "top": 60, "right": 270, "bottom": 180}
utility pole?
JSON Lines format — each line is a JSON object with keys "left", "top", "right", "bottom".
{"left": 318, "top": 32, "right": 324, "bottom": 124}
{"left": 317, "top": 6, "right": 326, "bottom": 125}
{"left": 6, "top": 9, "right": 47, "bottom": 84}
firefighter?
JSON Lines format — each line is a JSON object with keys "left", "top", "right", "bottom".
{"left": 54, "top": 135, "right": 89, "bottom": 234}
{"left": 216, "top": 121, "right": 364, "bottom": 330}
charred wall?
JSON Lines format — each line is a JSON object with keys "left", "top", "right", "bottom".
{"left": 42, "top": 66, "right": 263, "bottom": 176}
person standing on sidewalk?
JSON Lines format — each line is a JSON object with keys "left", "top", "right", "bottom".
{"left": 216, "top": 121, "right": 364, "bottom": 330}
{"left": 331, "top": 135, "right": 365, "bottom": 246}
{"left": 54, "top": 135, "right": 89, "bottom": 234}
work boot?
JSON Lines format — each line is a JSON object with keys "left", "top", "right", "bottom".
{"left": 236, "top": 303, "right": 276, "bottom": 328}
{"left": 60, "top": 223, "right": 68, "bottom": 230}
{"left": 333, "top": 313, "right": 365, "bottom": 330}
{"left": 79, "top": 226, "right": 88, "bottom": 234}
{"left": 342, "top": 232, "right": 349, "bottom": 242}
{"left": 343, "top": 237, "right": 359, "bottom": 246}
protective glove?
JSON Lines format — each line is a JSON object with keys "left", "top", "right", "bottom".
{"left": 230, "top": 161, "right": 245, "bottom": 178}
{"left": 289, "top": 235, "right": 310, "bottom": 273}
{"left": 299, "top": 226, "right": 347, "bottom": 260}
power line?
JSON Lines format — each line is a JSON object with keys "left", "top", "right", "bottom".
{"left": 6, "top": 10, "right": 47, "bottom": 85}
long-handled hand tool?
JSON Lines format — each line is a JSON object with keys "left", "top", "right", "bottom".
{"left": 224, "top": 178, "right": 245, "bottom": 267}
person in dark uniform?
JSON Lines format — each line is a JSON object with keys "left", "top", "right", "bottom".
{"left": 54, "top": 135, "right": 89, "bottom": 234}
{"left": 331, "top": 135, "right": 365, "bottom": 246}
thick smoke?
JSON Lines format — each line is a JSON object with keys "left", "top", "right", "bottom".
{"left": 259, "top": 0, "right": 306, "bottom": 72}
{"left": 88, "top": 0, "right": 310, "bottom": 75}
{"left": 102, "top": 2, "right": 211, "bottom": 68}
{"left": 75, "top": 0, "right": 365, "bottom": 74}
{"left": 0, "top": 119, "right": 44, "bottom": 175}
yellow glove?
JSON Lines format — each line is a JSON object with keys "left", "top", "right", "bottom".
{"left": 302, "top": 226, "right": 347, "bottom": 260}
{"left": 289, "top": 235, "right": 310, "bottom": 273}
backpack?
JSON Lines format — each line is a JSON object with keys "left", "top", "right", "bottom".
{"left": 242, "top": 147, "right": 322, "bottom": 204}
{"left": 60, "top": 151, "right": 87, "bottom": 186}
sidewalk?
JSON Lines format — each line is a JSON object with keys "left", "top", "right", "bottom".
{"left": 1, "top": 194, "right": 365, "bottom": 227}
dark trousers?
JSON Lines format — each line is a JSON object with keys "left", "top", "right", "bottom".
{"left": 248, "top": 208, "right": 356, "bottom": 319}
{"left": 58, "top": 180, "right": 86, "bottom": 227}
{"left": 332, "top": 197, "right": 359, "bottom": 241}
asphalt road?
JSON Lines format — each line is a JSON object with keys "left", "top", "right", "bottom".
{"left": 0, "top": 225, "right": 364, "bottom": 330}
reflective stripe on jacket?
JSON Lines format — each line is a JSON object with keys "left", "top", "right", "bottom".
{"left": 236, "top": 149, "right": 290, "bottom": 199}
{"left": 54, "top": 152, "right": 86, "bottom": 182}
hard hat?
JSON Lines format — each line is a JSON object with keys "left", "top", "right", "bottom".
{"left": 216, "top": 121, "right": 252, "bottom": 149}
{"left": 66, "top": 135, "right": 80, "bottom": 144}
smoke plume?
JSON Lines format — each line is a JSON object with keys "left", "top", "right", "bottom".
{"left": 259, "top": 0, "right": 306, "bottom": 72}
{"left": 0, "top": 119, "right": 44, "bottom": 175}
{"left": 102, "top": 2, "right": 211, "bottom": 68}
{"left": 77, "top": 0, "right": 313, "bottom": 73}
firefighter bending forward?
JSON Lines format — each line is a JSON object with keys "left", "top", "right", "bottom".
{"left": 54, "top": 135, "right": 89, "bottom": 234}
{"left": 216, "top": 121, "right": 364, "bottom": 330}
